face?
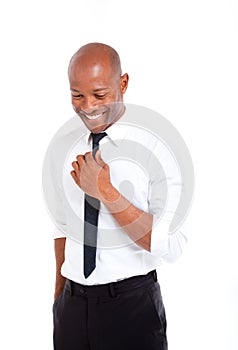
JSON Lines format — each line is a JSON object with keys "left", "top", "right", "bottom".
{"left": 69, "top": 54, "right": 128, "bottom": 134}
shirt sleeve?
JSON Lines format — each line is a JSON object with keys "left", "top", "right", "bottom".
{"left": 148, "top": 143, "right": 188, "bottom": 261}
{"left": 43, "top": 136, "right": 67, "bottom": 240}
{"left": 53, "top": 225, "right": 66, "bottom": 239}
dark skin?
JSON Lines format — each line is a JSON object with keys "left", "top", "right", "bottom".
{"left": 54, "top": 237, "right": 66, "bottom": 301}
{"left": 54, "top": 44, "right": 153, "bottom": 300}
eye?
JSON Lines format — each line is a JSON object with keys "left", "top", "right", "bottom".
{"left": 95, "top": 94, "right": 106, "bottom": 99}
{"left": 72, "top": 94, "right": 83, "bottom": 99}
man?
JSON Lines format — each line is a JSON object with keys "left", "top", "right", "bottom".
{"left": 52, "top": 42, "right": 187, "bottom": 350}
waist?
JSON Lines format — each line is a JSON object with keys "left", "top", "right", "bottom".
{"left": 65, "top": 270, "right": 157, "bottom": 298}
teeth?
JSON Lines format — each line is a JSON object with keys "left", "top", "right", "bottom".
{"left": 84, "top": 113, "right": 102, "bottom": 120}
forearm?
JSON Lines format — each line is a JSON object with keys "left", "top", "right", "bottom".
{"left": 54, "top": 237, "right": 66, "bottom": 300}
{"left": 101, "top": 185, "right": 153, "bottom": 251}
{"left": 71, "top": 152, "right": 153, "bottom": 251}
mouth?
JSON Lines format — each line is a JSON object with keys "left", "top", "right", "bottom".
{"left": 80, "top": 111, "right": 105, "bottom": 121}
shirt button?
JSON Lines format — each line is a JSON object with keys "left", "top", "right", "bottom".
{"left": 79, "top": 287, "right": 85, "bottom": 294}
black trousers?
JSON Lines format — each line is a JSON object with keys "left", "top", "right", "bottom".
{"left": 53, "top": 270, "right": 168, "bottom": 350}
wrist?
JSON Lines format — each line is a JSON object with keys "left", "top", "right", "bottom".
{"left": 100, "top": 182, "right": 120, "bottom": 203}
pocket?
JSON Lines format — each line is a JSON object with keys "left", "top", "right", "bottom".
{"left": 52, "top": 291, "right": 63, "bottom": 311}
{"left": 146, "top": 283, "right": 167, "bottom": 335}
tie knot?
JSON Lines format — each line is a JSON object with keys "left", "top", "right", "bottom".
{"left": 91, "top": 132, "right": 107, "bottom": 148}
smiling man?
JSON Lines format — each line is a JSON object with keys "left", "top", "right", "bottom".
{"left": 68, "top": 43, "right": 127, "bottom": 134}
{"left": 52, "top": 43, "right": 187, "bottom": 350}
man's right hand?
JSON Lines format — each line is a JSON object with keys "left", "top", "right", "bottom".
{"left": 54, "top": 283, "right": 65, "bottom": 301}
{"left": 54, "top": 238, "right": 66, "bottom": 301}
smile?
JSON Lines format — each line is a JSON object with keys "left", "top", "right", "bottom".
{"left": 83, "top": 113, "right": 104, "bottom": 120}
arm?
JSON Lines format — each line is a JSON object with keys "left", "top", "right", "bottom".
{"left": 100, "top": 185, "right": 152, "bottom": 251}
{"left": 54, "top": 237, "right": 66, "bottom": 300}
{"left": 71, "top": 151, "right": 153, "bottom": 251}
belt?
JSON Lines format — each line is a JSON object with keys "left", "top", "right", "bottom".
{"left": 65, "top": 270, "right": 157, "bottom": 298}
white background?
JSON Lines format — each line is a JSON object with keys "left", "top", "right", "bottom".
{"left": 0, "top": 0, "right": 237, "bottom": 349}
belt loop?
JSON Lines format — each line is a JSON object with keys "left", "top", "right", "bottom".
{"left": 153, "top": 270, "right": 157, "bottom": 282}
{"left": 109, "top": 283, "right": 116, "bottom": 298}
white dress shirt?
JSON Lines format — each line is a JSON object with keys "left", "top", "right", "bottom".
{"left": 51, "top": 108, "right": 188, "bottom": 285}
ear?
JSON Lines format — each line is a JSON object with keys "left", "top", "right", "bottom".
{"left": 120, "top": 73, "right": 129, "bottom": 95}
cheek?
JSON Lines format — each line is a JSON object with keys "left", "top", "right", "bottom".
{"left": 71, "top": 99, "right": 81, "bottom": 111}
{"left": 113, "top": 91, "right": 123, "bottom": 104}
{"left": 104, "top": 88, "right": 121, "bottom": 103}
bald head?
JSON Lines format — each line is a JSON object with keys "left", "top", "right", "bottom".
{"left": 68, "top": 43, "right": 128, "bottom": 133}
{"left": 68, "top": 43, "right": 122, "bottom": 79}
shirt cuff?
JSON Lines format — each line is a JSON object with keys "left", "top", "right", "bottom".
{"left": 150, "top": 216, "right": 188, "bottom": 262}
{"left": 53, "top": 225, "right": 67, "bottom": 239}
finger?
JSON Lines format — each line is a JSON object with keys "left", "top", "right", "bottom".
{"left": 84, "top": 151, "right": 93, "bottom": 163}
{"left": 70, "top": 170, "right": 81, "bottom": 187}
{"left": 94, "top": 150, "right": 106, "bottom": 167}
{"left": 72, "top": 161, "right": 80, "bottom": 173}
{"left": 84, "top": 151, "right": 92, "bottom": 158}
{"left": 76, "top": 154, "right": 85, "bottom": 167}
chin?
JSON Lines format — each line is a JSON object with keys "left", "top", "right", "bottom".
{"left": 90, "top": 125, "right": 108, "bottom": 134}
{"left": 84, "top": 117, "right": 111, "bottom": 133}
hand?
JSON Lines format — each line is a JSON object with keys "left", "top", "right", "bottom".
{"left": 54, "top": 289, "right": 63, "bottom": 302}
{"left": 54, "top": 279, "right": 66, "bottom": 301}
{"left": 71, "top": 150, "right": 112, "bottom": 200}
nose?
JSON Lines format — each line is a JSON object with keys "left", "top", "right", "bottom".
{"left": 81, "top": 97, "right": 98, "bottom": 114}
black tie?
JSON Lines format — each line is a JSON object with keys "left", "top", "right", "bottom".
{"left": 83, "top": 132, "right": 107, "bottom": 278}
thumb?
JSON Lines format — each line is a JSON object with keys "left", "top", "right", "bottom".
{"left": 94, "top": 150, "right": 106, "bottom": 167}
